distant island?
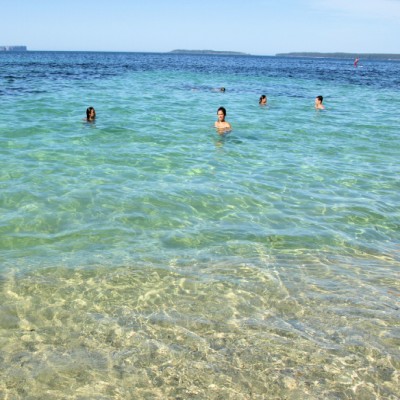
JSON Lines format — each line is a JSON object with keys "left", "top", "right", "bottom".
{"left": 276, "top": 52, "right": 400, "bottom": 60}
{"left": 0, "top": 46, "right": 27, "bottom": 52}
{"left": 169, "top": 49, "right": 250, "bottom": 56}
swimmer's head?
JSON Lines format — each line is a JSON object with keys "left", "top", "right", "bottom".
{"left": 86, "top": 106, "right": 96, "bottom": 120}
{"left": 315, "top": 95, "right": 325, "bottom": 109}
{"left": 220, "top": 87, "right": 225, "bottom": 92}
{"left": 259, "top": 94, "right": 267, "bottom": 105}
{"left": 217, "top": 106, "right": 227, "bottom": 121}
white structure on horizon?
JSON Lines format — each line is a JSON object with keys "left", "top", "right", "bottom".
{"left": 0, "top": 46, "right": 27, "bottom": 51}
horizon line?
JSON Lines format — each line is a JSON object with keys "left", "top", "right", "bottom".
{"left": 2, "top": 48, "right": 400, "bottom": 57}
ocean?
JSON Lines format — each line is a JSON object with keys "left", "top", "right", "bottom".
{"left": 0, "top": 51, "right": 399, "bottom": 399}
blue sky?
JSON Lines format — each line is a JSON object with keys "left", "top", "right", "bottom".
{"left": 2, "top": 0, "right": 400, "bottom": 54}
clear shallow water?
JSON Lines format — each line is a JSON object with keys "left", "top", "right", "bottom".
{"left": 0, "top": 52, "right": 399, "bottom": 399}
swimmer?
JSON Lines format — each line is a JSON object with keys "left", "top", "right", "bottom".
{"left": 212, "top": 87, "right": 226, "bottom": 92}
{"left": 86, "top": 106, "right": 96, "bottom": 121}
{"left": 215, "top": 106, "right": 232, "bottom": 131}
{"left": 259, "top": 94, "right": 267, "bottom": 105}
{"left": 314, "top": 96, "right": 325, "bottom": 110}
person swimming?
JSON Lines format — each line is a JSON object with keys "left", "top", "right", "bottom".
{"left": 314, "top": 96, "right": 325, "bottom": 110}
{"left": 214, "top": 106, "right": 232, "bottom": 132}
{"left": 86, "top": 106, "right": 96, "bottom": 121}
{"left": 259, "top": 94, "right": 267, "bottom": 105}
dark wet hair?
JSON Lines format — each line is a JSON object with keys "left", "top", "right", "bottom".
{"left": 86, "top": 106, "right": 96, "bottom": 119}
{"left": 259, "top": 94, "right": 267, "bottom": 104}
{"left": 217, "top": 106, "right": 227, "bottom": 116}
{"left": 220, "top": 87, "right": 225, "bottom": 92}
{"left": 316, "top": 95, "right": 323, "bottom": 103}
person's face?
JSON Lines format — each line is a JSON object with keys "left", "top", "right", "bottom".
{"left": 89, "top": 109, "right": 95, "bottom": 118}
{"left": 261, "top": 97, "right": 266, "bottom": 104}
{"left": 217, "top": 110, "right": 225, "bottom": 122}
{"left": 315, "top": 98, "right": 320, "bottom": 106}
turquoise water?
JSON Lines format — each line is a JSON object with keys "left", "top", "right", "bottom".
{"left": 1, "top": 52, "right": 399, "bottom": 399}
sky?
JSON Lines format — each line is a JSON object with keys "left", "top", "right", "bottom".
{"left": 1, "top": 0, "right": 400, "bottom": 55}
